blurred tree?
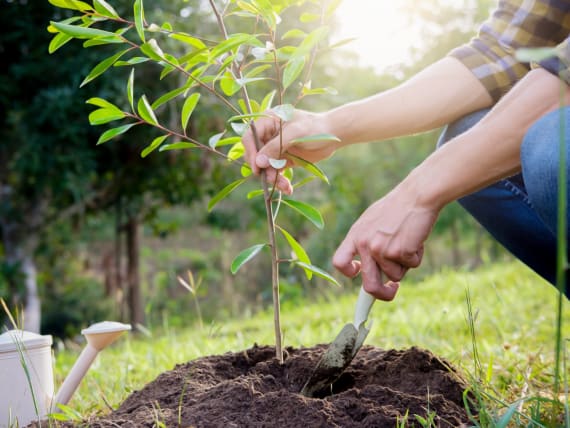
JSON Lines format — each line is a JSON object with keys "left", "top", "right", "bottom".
{"left": 0, "top": 0, "right": 226, "bottom": 331}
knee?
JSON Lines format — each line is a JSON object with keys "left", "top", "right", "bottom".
{"left": 521, "top": 108, "right": 569, "bottom": 188}
{"left": 436, "top": 108, "right": 491, "bottom": 150}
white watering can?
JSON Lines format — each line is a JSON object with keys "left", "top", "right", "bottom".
{"left": 0, "top": 321, "right": 131, "bottom": 427}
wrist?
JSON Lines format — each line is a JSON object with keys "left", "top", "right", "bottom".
{"left": 399, "top": 166, "right": 449, "bottom": 213}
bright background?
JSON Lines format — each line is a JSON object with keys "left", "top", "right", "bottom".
{"left": 335, "top": 1, "right": 421, "bottom": 72}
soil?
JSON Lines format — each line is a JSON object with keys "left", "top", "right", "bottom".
{"left": 62, "top": 345, "right": 473, "bottom": 427}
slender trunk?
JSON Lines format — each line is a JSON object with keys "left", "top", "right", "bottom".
{"left": 0, "top": 186, "right": 42, "bottom": 332}
{"left": 21, "top": 255, "right": 40, "bottom": 332}
{"left": 126, "top": 215, "right": 144, "bottom": 329}
{"left": 0, "top": 222, "right": 41, "bottom": 332}
{"left": 115, "top": 198, "right": 125, "bottom": 319}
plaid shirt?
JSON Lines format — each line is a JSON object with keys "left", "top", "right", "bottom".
{"left": 450, "top": 0, "right": 570, "bottom": 102}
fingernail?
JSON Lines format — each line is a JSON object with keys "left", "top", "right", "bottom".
{"left": 256, "top": 154, "right": 269, "bottom": 168}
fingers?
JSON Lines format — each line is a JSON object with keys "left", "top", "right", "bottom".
{"left": 242, "top": 116, "right": 279, "bottom": 175}
{"left": 333, "top": 238, "right": 361, "bottom": 278}
{"left": 264, "top": 168, "right": 293, "bottom": 195}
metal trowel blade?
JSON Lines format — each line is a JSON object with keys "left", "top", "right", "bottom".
{"left": 300, "top": 322, "right": 370, "bottom": 397}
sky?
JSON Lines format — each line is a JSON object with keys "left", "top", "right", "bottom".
{"left": 334, "top": 1, "right": 422, "bottom": 72}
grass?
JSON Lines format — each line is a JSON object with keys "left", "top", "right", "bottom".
{"left": 52, "top": 260, "right": 569, "bottom": 424}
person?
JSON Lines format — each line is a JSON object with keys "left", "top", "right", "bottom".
{"left": 243, "top": 0, "right": 570, "bottom": 301}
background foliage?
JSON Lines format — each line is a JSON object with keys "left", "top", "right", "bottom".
{"left": 0, "top": 0, "right": 509, "bottom": 337}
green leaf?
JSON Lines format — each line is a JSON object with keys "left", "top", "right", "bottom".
{"left": 141, "top": 134, "right": 166, "bottom": 158}
{"left": 83, "top": 35, "right": 126, "bottom": 48}
{"left": 227, "top": 142, "right": 245, "bottom": 161}
{"left": 328, "top": 37, "right": 357, "bottom": 50}
{"left": 169, "top": 33, "right": 206, "bottom": 50}
{"left": 301, "top": 86, "right": 338, "bottom": 96}
{"left": 159, "top": 142, "right": 198, "bottom": 152}
{"left": 245, "top": 64, "right": 271, "bottom": 78}
{"left": 49, "top": 32, "right": 73, "bottom": 54}
{"left": 137, "top": 95, "right": 159, "bottom": 125}
{"left": 208, "top": 132, "right": 224, "bottom": 148}
{"left": 181, "top": 93, "right": 200, "bottom": 131}
{"left": 48, "top": 0, "right": 92, "bottom": 11}
{"left": 216, "top": 137, "right": 241, "bottom": 147}
{"left": 515, "top": 47, "right": 558, "bottom": 62}
{"left": 288, "top": 154, "right": 329, "bottom": 184}
{"left": 220, "top": 73, "right": 241, "bottom": 96}
{"left": 231, "top": 244, "right": 267, "bottom": 274}
{"left": 97, "top": 123, "right": 137, "bottom": 145}
{"left": 282, "top": 56, "right": 305, "bottom": 90}
{"left": 227, "top": 112, "right": 268, "bottom": 122}
{"left": 247, "top": 189, "right": 264, "bottom": 199}
{"left": 89, "top": 108, "right": 126, "bottom": 125}
{"left": 231, "top": 122, "right": 248, "bottom": 136}
{"left": 282, "top": 199, "right": 324, "bottom": 229}
{"left": 241, "top": 164, "right": 252, "bottom": 177}
{"left": 127, "top": 69, "right": 134, "bottom": 112}
{"left": 300, "top": 12, "right": 320, "bottom": 23}
{"left": 50, "top": 21, "right": 118, "bottom": 39}
{"left": 93, "top": 0, "right": 118, "bottom": 17}
{"left": 115, "top": 57, "right": 150, "bottom": 66}
{"left": 151, "top": 83, "right": 190, "bottom": 110}
{"left": 269, "top": 158, "right": 287, "bottom": 169}
{"left": 134, "top": 0, "right": 145, "bottom": 43}
{"left": 271, "top": 104, "right": 295, "bottom": 122}
{"left": 141, "top": 134, "right": 169, "bottom": 158}
{"left": 81, "top": 49, "right": 129, "bottom": 87}
{"left": 208, "top": 178, "right": 247, "bottom": 212}
{"left": 293, "top": 26, "right": 329, "bottom": 58}
{"left": 281, "top": 29, "right": 306, "bottom": 40}
{"left": 86, "top": 97, "right": 122, "bottom": 111}
{"left": 260, "top": 90, "right": 276, "bottom": 112}
{"left": 292, "top": 176, "right": 316, "bottom": 190}
{"left": 140, "top": 39, "right": 165, "bottom": 61}
{"left": 294, "top": 262, "right": 341, "bottom": 286}
{"left": 277, "top": 226, "right": 311, "bottom": 278}
{"left": 210, "top": 33, "right": 261, "bottom": 59}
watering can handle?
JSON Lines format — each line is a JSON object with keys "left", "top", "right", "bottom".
{"left": 353, "top": 286, "right": 375, "bottom": 327}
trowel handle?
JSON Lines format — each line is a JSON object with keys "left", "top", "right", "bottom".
{"left": 353, "top": 286, "right": 375, "bottom": 327}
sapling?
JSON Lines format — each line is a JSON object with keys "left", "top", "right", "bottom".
{"left": 48, "top": 0, "right": 344, "bottom": 362}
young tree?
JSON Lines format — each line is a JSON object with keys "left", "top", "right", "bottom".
{"left": 48, "top": 0, "right": 343, "bottom": 361}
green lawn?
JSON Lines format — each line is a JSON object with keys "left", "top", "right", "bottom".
{"left": 55, "top": 261, "right": 569, "bottom": 424}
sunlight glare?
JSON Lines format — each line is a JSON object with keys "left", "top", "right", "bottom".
{"left": 334, "top": 1, "right": 421, "bottom": 73}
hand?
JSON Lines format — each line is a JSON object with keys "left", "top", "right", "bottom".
{"left": 332, "top": 182, "right": 440, "bottom": 301}
{"left": 242, "top": 109, "right": 340, "bottom": 194}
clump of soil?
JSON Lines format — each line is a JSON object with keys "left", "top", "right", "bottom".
{"left": 79, "top": 345, "right": 473, "bottom": 427}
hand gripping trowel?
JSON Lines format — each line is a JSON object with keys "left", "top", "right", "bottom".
{"left": 301, "top": 286, "right": 375, "bottom": 397}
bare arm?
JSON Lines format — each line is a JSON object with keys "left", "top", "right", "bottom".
{"left": 326, "top": 57, "right": 492, "bottom": 146}
{"left": 333, "top": 68, "right": 570, "bottom": 300}
{"left": 243, "top": 57, "right": 493, "bottom": 191}
{"left": 408, "top": 68, "right": 569, "bottom": 209}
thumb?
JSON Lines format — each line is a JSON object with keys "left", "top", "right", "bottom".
{"left": 256, "top": 135, "right": 287, "bottom": 169}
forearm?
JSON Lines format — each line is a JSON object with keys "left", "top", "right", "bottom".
{"left": 406, "top": 68, "right": 570, "bottom": 210}
{"left": 324, "top": 57, "right": 493, "bottom": 146}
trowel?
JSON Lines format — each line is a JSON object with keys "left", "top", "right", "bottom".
{"left": 301, "top": 286, "right": 375, "bottom": 397}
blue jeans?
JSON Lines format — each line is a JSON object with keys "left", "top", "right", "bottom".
{"left": 437, "top": 107, "right": 569, "bottom": 297}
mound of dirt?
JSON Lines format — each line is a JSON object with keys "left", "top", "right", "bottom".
{"left": 73, "top": 345, "right": 473, "bottom": 427}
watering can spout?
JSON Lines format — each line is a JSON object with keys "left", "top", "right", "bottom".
{"left": 53, "top": 321, "right": 131, "bottom": 411}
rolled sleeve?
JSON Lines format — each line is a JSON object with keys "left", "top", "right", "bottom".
{"left": 448, "top": 0, "right": 570, "bottom": 103}
{"left": 450, "top": 38, "right": 530, "bottom": 103}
